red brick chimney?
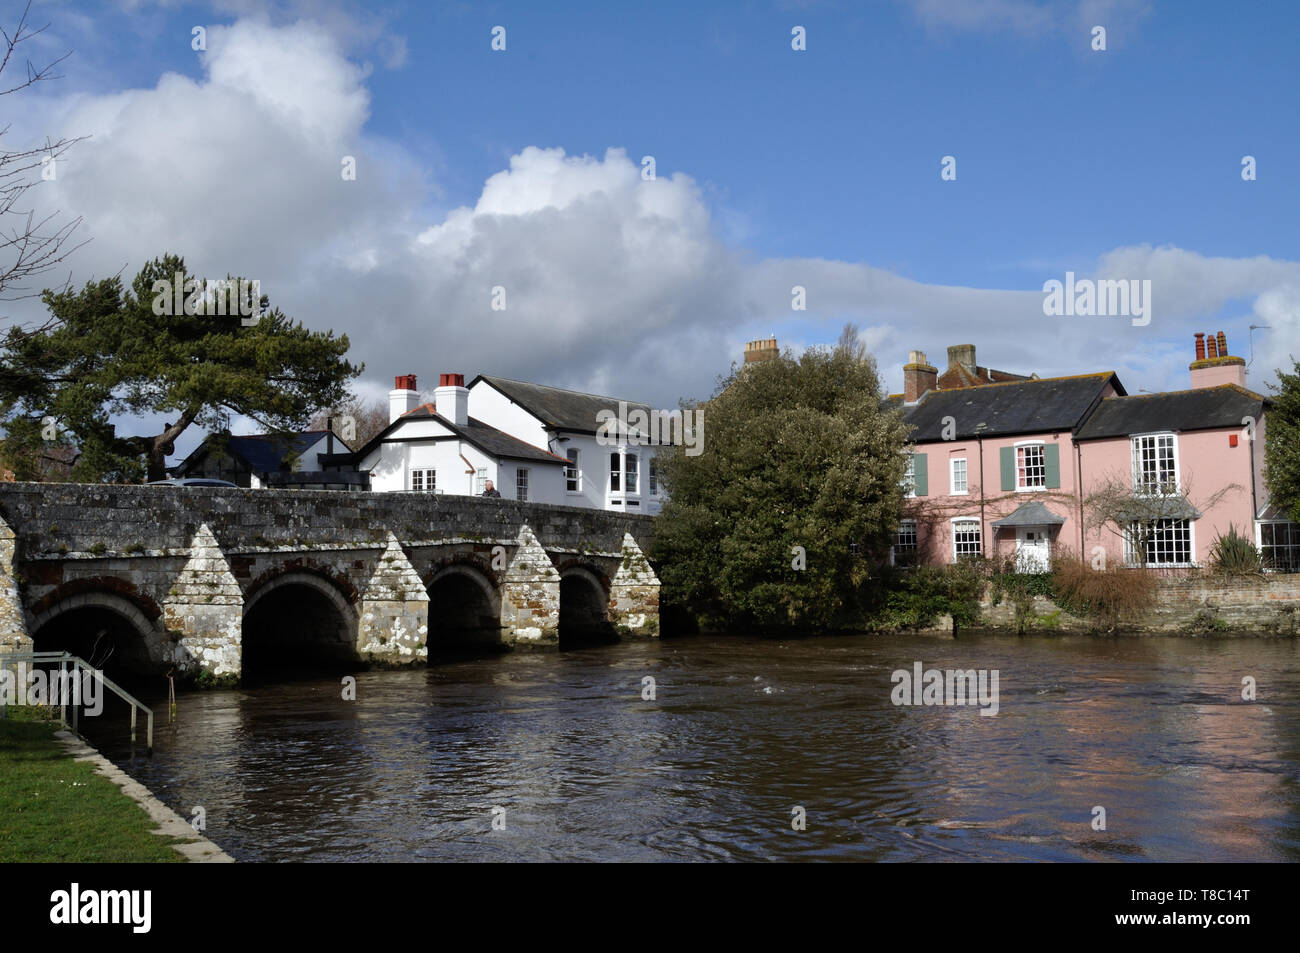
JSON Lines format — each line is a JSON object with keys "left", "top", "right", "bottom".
{"left": 435, "top": 372, "right": 469, "bottom": 426}
{"left": 903, "top": 350, "right": 938, "bottom": 403}
{"left": 389, "top": 374, "right": 420, "bottom": 422}
{"left": 743, "top": 337, "right": 778, "bottom": 364}
{"left": 1190, "top": 331, "right": 1246, "bottom": 389}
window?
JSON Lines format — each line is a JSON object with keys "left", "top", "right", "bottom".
{"left": 892, "top": 520, "right": 918, "bottom": 565}
{"left": 902, "top": 455, "right": 916, "bottom": 498}
{"left": 649, "top": 457, "right": 658, "bottom": 495}
{"left": 516, "top": 468, "right": 529, "bottom": 502}
{"left": 565, "top": 449, "right": 580, "bottom": 492}
{"left": 951, "top": 458, "right": 968, "bottom": 495}
{"left": 475, "top": 468, "right": 487, "bottom": 495}
{"left": 609, "top": 452, "right": 621, "bottom": 492}
{"left": 1132, "top": 434, "right": 1177, "bottom": 495}
{"left": 953, "top": 519, "right": 982, "bottom": 560}
{"left": 625, "top": 454, "right": 638, "bottom": 493}
{"left": 411, "top": 468, "right": 435, "bottom": 492}
{"left": 1125, "top": 518, "right": 1191, "bottom": 566}
{"left": 1016, "top": 444, "right": 1045, "bottom": 490}
{"left": 1260, "top": 521, "right": 1300, "bottom": 571}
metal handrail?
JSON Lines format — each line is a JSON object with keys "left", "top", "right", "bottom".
{"left": 0, "top": 651, "right": 153, "bottom": 754}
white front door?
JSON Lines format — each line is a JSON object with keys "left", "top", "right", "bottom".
{"left": 1016, "top": 527, "right": 1050, "bottom": 572}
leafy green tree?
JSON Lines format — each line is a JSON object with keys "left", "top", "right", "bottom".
{"left": 0, "top": 254, "right": 360, "bottom": 482}
{"left": 1265, "top": 358, "right": 1300, "bottom": 522}
{"left": 652, "top": 324, "right": 910, "bottom": 632}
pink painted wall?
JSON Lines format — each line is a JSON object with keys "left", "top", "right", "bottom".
{"left": 1077, "top": 426, "right": 1258, "bottom": 566}
{"left": 904, "top": 414, "right": 1266, "bottom": 568}
{"left": 1190, "top": 363, "right": 1247, "bottom": 389}
{"left": 905, "top": 431, "right": 1081, "bottom": 565}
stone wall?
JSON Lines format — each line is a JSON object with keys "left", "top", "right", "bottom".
{"left": 0, "top": 483, "right": 653, "bottom": 557}
{"left": 977, "top": 573, "right": 1300, "bottom": 635}
{"left": 1146, "top": 574, "right": 1300, "bottom": 635}
{"left": 0, "top": 483, "right": 660, "bottom": 679}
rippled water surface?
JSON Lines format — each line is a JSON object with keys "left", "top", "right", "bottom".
{"left": 90, "top": 633, "right": 1300, "bottom": 862}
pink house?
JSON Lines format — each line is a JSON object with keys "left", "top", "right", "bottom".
{"left": 889, "top": 335, "right": 1292, "bottom": 572}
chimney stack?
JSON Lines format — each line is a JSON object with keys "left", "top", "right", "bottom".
{"left": 903, "top": 350, "right": 938, "bottom": 403}
{"left": 389, "top": 374, "right": 420, "bottom": 423}
{"left": 435, "top": 372, "right": 469, "bottom": 426}
{"left": 947, "top": 344, "right": 976, "bottom": 371}
{"left": 744, "top": 337, "right": 779, "bottom": 364}
{"left": 1189, "top": 331, "right": 1246, "bottom": 389}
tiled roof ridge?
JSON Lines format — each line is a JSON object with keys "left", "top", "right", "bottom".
{"left": 227, "top": 430, "right": 331, "bottom": 440}
{"left": 918, "top": 371, "right": 1114, "bottom": 398}
{"left": 481, "top": 374, "right": 652, "bottom": 407}
{"left": 1098, "top": 382, "right": 1266, "bottom": 402}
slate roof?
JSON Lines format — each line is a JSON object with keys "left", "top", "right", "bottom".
{"left": 1074, "top": 384, "right": 1267, "bottom": 440}
{"left": 991, "top": 501, "right": 1067, "bottom": 529}
{"left": 903, "top": 373, "right": 1122, "bottom": 442}
{"left": 471, "top": 375, "right": 654, "bottom": 435}
{"left": 937, "top": 364, "right": 1034, "bottom": 389}
{"left": 1112, "top": 495, "right": 1203, "bottom": 521}
{"left": 177, "top": 431, "right": 348, "bottom": 475}
{"left": 1257, "top": 500, "right": 1294, "bottom": 521}
{"left": 356, "top": 404, "right": 567, "bottom": 465}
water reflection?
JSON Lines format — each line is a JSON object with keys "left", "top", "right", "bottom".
{"left": 89, "top": 633, "right": 1300, "bottom": 862}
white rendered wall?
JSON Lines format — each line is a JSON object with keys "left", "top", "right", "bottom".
{"left": 467, "top": 382, "right": 552, "bottom": 449}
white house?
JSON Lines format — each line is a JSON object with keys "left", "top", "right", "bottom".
{"left": 356, "top": 374, "right": 569, "bottom": 501}
{"left": 355, "top": 372, "right": 670, "bottom": 513}
{"left": 467, "top": 375, "right": 669, "bottom": 514}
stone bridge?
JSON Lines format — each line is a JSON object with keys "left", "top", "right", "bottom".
{"left": 0, "top": 484, "right": 658, "bottom": 681}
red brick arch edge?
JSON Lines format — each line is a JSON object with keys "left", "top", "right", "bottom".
{"left": 28, "top": 576, "right": 163, "bottom": 622}
{"left": 243, "top": 560, "right": 361, "bottom": 607}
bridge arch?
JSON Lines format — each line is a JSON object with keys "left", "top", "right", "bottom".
{"left": 426, "top": 562, "right": 502, "bottom": 650}
{"left": 242, "top": 570, "right": 359, "bottom": 678}
{"left": 29, "top": 590, "right": 169, "bottom": 677}
{"left": 558, "top": 565, "right": 615, "bottom": 645}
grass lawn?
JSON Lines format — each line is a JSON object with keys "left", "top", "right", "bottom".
{"left": 0, "top": 707, "right": 185, "bottom": 862}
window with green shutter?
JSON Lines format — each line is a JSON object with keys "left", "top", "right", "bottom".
{"left": 1000, "top": 446, "right": 1015, "bottom": 492}
{"left": 1044, "top": 444, "right": 1061, "bottom": 489}
{"left": 912, "top": 453, "right": 928, "bottom": 497}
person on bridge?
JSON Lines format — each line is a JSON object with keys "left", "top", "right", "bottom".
{"left": 481, "top": 480, "right": 501, "bottom": 498}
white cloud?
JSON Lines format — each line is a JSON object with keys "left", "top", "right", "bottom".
{"left": 4, "top": 14, "right": 1296, "bottom": 471}
{"left": 900, "top": 0, "right": 1152, "bottom": 40}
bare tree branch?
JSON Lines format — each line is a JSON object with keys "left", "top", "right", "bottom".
{"left": 0, "top": 1, "right": 88, "bottom": 310}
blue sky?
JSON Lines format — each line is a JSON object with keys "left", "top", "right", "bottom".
{"left": 7, "top": 0, "right": 1299, "bottom": 457}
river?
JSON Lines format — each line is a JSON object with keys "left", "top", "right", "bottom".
{"left": 88, "top": 632, "right": 1300, "bottom": 862}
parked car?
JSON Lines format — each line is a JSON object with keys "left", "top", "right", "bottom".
{"left": 147, "top": 478, "right": 239, "bottom": 487}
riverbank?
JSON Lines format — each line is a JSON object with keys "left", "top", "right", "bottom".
{"left": 0, "top": 707, "right": 231, "bottom": 862}
{"left": 978, "top": 572, "right": 1300, "bottom": 636}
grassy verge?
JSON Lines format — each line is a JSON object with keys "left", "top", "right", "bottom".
{"left": 0, "top": 707, "right": 185, "bottom": 862}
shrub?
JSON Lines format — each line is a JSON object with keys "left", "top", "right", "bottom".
{"left": 868, "top": 560, "right": 986, "bottom": 632}
{"left": 1209, "top": 525, "right": 1261, "bottom": 576}
{"left": 1050, "top": 554, "right": 1156, "bottom": 632}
